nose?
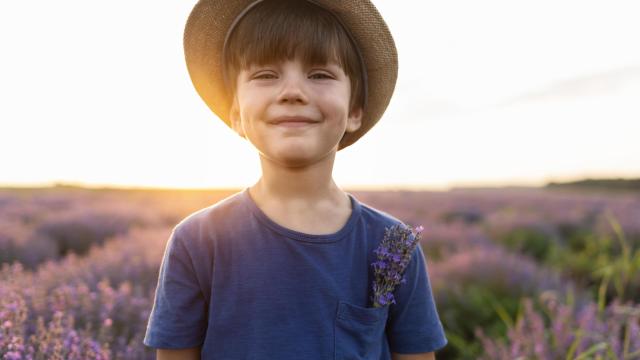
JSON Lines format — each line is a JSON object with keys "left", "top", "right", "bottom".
{"left": 277, "top": 73, "right": 309, "bottom": 105}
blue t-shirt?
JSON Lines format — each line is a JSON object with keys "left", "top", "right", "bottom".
{"left": 143, "top": 187, "right": 447, "bottom": 359}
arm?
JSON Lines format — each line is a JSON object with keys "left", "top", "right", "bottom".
{"left": 143, "top": 227, "right": 209, "bottom": 353}
{"left": 391, "top": 352, "right": 435, "bottom": 360}
{"left": 157, "top": 347, "right": 201, "bottom": 360}
{"left": 385, "top": 242, "right": 447, "bottom": 356}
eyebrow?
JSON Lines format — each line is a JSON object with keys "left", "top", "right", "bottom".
{"left": 243, "top": 61, "right": 344, "bottom": 73}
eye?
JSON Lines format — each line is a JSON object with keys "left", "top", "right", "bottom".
{"left": 253, "top": 72, "right": 277, "bottom": 80}
{"left": 310, "top": 72, "right": 333, "bottom": 80}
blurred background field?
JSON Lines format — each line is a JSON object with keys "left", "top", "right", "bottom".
{"left": 1, "top": 179, "right": 639, "bottom": 359}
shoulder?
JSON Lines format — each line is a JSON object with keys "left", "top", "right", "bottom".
{"left": 352, "top": 194, "right": 409, "bottom": 233}
{"left": 173, "top": 190, "right": 248, "bottom": 241}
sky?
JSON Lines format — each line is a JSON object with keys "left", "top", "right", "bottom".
{"left": 1, "top": 0, "right": 639, "bottom": 191}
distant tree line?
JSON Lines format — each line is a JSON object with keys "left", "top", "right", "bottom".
{"left": 546, "top": 178, "right": 640, "bottom": 191}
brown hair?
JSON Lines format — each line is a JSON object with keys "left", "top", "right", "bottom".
{"left": 222, "top": 0, "right": 365, "bottom": 115}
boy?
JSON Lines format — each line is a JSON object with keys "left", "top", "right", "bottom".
{"left": 143, "top": 0, "right": 447, "bottom": 359}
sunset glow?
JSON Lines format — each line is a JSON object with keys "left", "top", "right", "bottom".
{"left": 1, "top": 1, "right": 639, "bottom": 190}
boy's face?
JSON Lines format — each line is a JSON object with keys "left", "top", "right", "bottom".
{"left": 230, "top": 57, "right": 363, "bottom": 167}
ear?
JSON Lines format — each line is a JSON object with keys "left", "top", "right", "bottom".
{"left": 345, "top": 106, "right": 363, "bottom": 134}
{"left": 229, "top": 95, "right": 245, "bottom": 138}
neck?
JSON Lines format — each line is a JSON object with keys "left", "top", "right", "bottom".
{"left": 249, "top": 150, "right": 347, "bottom": 207}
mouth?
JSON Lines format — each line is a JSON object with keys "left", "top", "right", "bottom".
{"left": 270, "top": 116, "right": 319, "bottom": 127}
{"left": 273, "top": 121, "right": 317, "bottom": 128}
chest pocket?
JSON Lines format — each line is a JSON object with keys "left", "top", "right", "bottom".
{"left": 334, "top": 301, "right": 390, "bottom": 360}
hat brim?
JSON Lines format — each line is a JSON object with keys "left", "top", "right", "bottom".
{"left": 184, "top": 0, "right": 398, "bottom": 151}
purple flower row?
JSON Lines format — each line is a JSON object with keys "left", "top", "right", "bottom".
{"left": 476, "top": 290, "right": 640, "bottom": 359}
{"left": 0, "top": 226, "right": 172, "bottom": 359}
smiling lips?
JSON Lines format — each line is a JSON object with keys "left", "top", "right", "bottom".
{"left": 270, "top": 116, "right": 318, "bottom": 127}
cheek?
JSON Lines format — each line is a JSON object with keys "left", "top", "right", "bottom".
{"left": 323, "top": 95, "right": 351, "bottom": 121}
{"left": 316, "top": 85, "right": 351, "bottom": 109}
{"left": 237, "top": 91, "right": 266, "bottom": 119}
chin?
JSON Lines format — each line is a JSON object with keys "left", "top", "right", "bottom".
{"left": 260, "top": 142, "right": 337, "bottom": 164}
{"left": 275, "top": 150, "right": 329, "bottom": 167}
{"left": 279, "top": 150, "right": 315, "bottom": 164}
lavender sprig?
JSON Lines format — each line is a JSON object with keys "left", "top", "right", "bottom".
{"left": 370, "top": 224, "right": 424, "bottom": 308}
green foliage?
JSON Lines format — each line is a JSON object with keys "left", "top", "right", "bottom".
{"left": 436, "top": 283, "right": 522, "bottom": 360}
{"left": 467, "top": 210, "right": 640, "bottom": 359}
{"left": 546, "top": 177, "right": 640, "bottom": 191}
{"left": 547, "top": 210, "right": 640, "bottom": 304}
{"left": 497, "top": 227, "right": 554, "bottom": 262}
{"left": 476, "top": 287, "right": 640, "bottom": 360}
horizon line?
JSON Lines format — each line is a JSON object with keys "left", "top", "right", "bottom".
{"left": 1, "top": 177, "right": 637, "bottom": 193}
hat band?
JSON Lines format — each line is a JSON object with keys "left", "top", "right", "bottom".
{"left": 221, "top": 0, "right": 369, "bottom": 111}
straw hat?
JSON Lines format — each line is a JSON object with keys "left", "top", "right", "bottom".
{"left": 183, "top": 0, "right": 398, "bottom": 151}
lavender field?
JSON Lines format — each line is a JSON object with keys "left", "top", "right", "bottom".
{"left": 1, "top": 186, "right": 639, "bottom": 359}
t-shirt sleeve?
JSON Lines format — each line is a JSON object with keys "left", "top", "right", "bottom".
{"left": 143, "top": 226, "right": 208, "bottom": 349}
{"left": 385, "top": 242, "right": 448, "bottom": 353}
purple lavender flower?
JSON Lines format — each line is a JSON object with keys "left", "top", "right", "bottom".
{"left": 475, "top": 292, "right": 640, "bottom": 359}
{"left": 370, "top": 224, "right": 423, "bottom": 308}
